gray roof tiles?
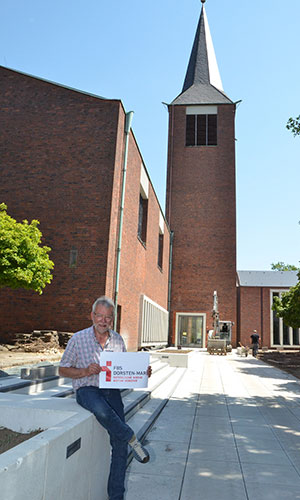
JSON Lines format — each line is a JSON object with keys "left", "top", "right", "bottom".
{"left": 237, "top": 270, "right": 298, "bottom": 288}
{"left": 172, "top": 6, "right": 233, "bottom": 106}
{"left": 172, "top": 83, "right": 232, "bottom": 105}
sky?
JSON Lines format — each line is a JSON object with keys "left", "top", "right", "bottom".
{"left": 1, "top": 0, "right": 299, "bottom": 271}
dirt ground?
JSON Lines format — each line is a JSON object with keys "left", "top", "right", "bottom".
{"left": 0, "top": 346, "right": 63, "bottom": 454}
{"left": 258, "top": 350, "right": 300, "bottom": 380}
{"left": 0, "top": 427, "right": 43, "bottom": 455}
{"left": 0, "top": 348, "right": 63, "bottom": 371}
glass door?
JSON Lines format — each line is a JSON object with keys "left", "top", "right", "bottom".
{"left": 177, "top": 314, "right": 205, "bottom": 347}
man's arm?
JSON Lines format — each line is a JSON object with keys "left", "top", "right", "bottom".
{"left": 59, "top": 363, "right": 101, "bottom": 379}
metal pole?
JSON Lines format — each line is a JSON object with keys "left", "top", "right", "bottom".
{"left": 114, "top": 111, "right": 134, "bottom": 330}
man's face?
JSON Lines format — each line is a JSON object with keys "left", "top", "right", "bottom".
{"left": 91, "top": 304, "right": 114, "bottom": 335}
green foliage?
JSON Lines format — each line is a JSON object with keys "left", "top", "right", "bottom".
{"left": 272, "top": 271, "right": 300, "bottom": 328}
{"left": 286, "top": 115, "right": 300, "bottom": 137}
{"left": 0, "top": 203, "right": 54, "bottom": 294}
{"left": 271, "top": 261, "right": 300, "bottom": 271}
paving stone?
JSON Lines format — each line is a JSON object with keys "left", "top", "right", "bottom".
{"left": 125, "top": 472, "right": 182, "bottom": 500}
{"left": 246, "top": 483, "right": 300, "bottom": 500}
{"left": 127, "top": 440, "right": 188, "bottom": 477}
{"left": 242, "top": 462, "right": 300, "bottom": 486}
{"left": 180, "top": 459, "right": 247, "bottom": 500}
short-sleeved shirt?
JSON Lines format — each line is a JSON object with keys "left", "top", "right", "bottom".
{"left": 60, "top": 326, "right": 126, "bottom": 390}
{"left": 250, "top": 333, "right": 259, "bottom": 344}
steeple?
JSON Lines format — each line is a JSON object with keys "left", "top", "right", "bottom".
{"left": 172, "top": 3, "right": 232, "bottom": 105}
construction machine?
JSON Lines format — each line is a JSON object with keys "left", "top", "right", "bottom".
{"left": 207, "top": 291, "right": 233, "bottom": 355}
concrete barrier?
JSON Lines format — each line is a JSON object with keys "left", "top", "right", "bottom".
{"left": 151, "top": 349, "right": 194, "bottom": 367}
{"left": 0, "top": 394, "right": 110, "bottom": 500}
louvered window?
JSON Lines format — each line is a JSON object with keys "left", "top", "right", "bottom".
{"left": 186, "top": 114, "right": 217, "bottom": 146}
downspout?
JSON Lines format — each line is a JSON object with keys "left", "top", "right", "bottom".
{"left": 114, "top": 111, "right": 134, "bottom": 330}
{"left": 167, "top": 231, "right": 174, "bottom": 345}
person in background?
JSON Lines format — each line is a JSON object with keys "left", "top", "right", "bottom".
{"left": 59, "top": 296, "right": 151, "bottom": 500}
{"left": 250, "top": 329, "right": 260, "bottom": 358}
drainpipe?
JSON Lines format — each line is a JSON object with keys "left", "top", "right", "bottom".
{"left": 167, "top": 231, "right": 174, "bottom": 345}
{"left": 114, "top": 111, "right": 134, "bottom": 330}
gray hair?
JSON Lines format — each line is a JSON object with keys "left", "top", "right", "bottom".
{"left": 92, "top": 296, "right": 115, "bottom": 314}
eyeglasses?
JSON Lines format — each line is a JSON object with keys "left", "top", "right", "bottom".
{"left": 93, "top": 313, "right": 113, "bottom": 322}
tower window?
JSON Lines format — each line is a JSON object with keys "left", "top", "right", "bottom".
{"left": 186, "top": 114, "right": 217, "bottom": 146}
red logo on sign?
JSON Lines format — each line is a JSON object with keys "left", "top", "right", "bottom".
{"left": 102, "top": 361, "right": 112, "bottom": 381}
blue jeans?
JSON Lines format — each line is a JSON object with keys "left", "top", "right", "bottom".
{"left": 76, "top": 386, "right": 134, "bottom": 500}
{"left": 252, "top": 343, "right": 259, "bottom": 357}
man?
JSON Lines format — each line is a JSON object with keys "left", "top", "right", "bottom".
{"left": 59, "top": 296, "right": 151, "bottom": 500}
{"left": 250, "top": 330, "right": 260, "bottom": 358}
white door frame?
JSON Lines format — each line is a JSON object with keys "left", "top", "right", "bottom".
{"left": 175, "top": 312, "right": 206, "bottom": 348}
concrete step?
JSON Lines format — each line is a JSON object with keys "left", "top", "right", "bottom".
{"left": 0, "top": 375, "right": 71, "bottom": 394}
{"left": 126, "top": 367, "right": 187, "bottom": 463}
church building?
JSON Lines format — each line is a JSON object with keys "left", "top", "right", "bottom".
{"left": 0, "top": 2, "right": 299, "bottom": 350}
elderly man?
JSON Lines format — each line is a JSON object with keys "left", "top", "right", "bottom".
{"left": 59, "top": 296, "right": 151, "bottom": 500}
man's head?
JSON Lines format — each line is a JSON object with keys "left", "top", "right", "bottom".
{"left": 91, "top": 296, "right": 115, "bottom": 335}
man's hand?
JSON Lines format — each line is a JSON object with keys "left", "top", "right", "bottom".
{"left": 85, "top": 363, "right": 102, "bottom": 376}
{"left": 147, "top": 365, "right": 152, "bottom": 378}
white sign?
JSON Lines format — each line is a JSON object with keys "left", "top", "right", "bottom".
{"left": 99, "top": 352, "right": 150, "bottom": 389}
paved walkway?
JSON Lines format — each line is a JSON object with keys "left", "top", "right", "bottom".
{"left": 125, "top": 351, "right": 300, "bottom": 500}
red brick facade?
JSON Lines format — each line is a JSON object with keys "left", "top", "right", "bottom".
{"left": 0, "top": 67, "right": 169, "bottom": 350}
{"left": 166, "top": 104, "right": 237, "bottom": 346}
{"left": 238, "top": 286, "right": 292, "bottom": 348}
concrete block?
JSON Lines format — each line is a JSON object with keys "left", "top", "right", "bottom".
{"left": 0, "top": 397, "right": 111, "bottom": 500}
{"left": 0, "top": 436, "right": 48, "bottom": 500}
{"left": 152, "top": 350, "right": 194, "bottom": 368}
{"left": 89, "top": 418, "right": 111, "bottom": 500}
{"left": 44, "top": 417, "right": 93, "bottom": 500}
{"left": 21, "top": 365, "right": 59, "bottom": 380}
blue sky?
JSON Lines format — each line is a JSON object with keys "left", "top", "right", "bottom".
{"left": 1, "top": 0, "right": 299, "bottom": 271}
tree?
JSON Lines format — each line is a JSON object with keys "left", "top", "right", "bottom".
{"left": 0, "top": 203, "right": 54, "bottom": 294}
{"left": 286, "top": 115, "right": 300, "bottom": 137}
{"left": 271, "top": 261, "right": 299, "bottom": 271}
{"left": 272, "top": 271, "right": 300, "bottom": 328}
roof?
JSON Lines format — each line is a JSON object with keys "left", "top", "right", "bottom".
{"left": 0, "top": 65, "right": 109, "bottom": 102}
{"left": 237, "top": 271, "right": 299, "bottom": 288}
{"left": 172, "top": 5, "right": 233, "bottom": 106}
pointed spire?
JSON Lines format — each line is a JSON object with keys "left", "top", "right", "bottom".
{"left": 172, "top": 3, "right": 232, "bottom": 105}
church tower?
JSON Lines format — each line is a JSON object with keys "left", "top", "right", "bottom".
{"left": 166, "top": 1, "right": 237, "bottom": 347}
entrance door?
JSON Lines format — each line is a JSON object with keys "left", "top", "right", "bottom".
{"left": 176, "top": 313, "right": 205, "bottom": 347}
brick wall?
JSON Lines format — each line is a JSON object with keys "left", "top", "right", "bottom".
{"left": 166, "top": 104, "right": 237, "bottom": 346}
{"left": 0, "top": 67, "right": 170, "bottom": 348}
{"left": 238, "top": 286, "right": 290, "bottom": 348}
{"left": 113, "top": 133, "right": 170, "bottom": 351}
{"left": 0, "top": 67, "right": 124, "bottom": 339}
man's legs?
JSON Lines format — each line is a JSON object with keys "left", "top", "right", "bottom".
{"left": 76, "top": 387, "right": 132, "bottom": 500}
{"left": 76, "top": 386, "right": 133, "bottom": 441}
{"left": 105, "top": 389, "right": 128, "bottom": 500}
{"left": 252, "top": 343, "right": 259, "bottom": 357}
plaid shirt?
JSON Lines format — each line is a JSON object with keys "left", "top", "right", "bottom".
{"left": 60, "top": 326, "right": 126, "bottom": 390}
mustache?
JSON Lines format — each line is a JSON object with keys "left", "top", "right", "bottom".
{"left": 93, "top": 322, "right": 110, "bottom": 331}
